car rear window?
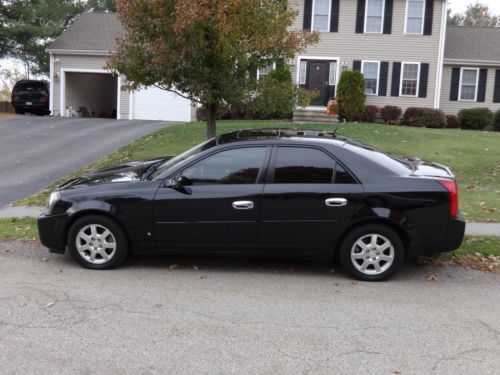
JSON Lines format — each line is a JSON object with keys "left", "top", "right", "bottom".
{"left": 14, "top": 82, "right": 47, "bottom": 92}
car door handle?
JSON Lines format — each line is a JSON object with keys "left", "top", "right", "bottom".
{"left": 325, "top": 198, "right": 347, "bottom": 207}
{"left": 232, "top": 201, "right": 254, "bottom": 210}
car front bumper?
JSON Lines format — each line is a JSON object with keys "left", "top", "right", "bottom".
{"left": 38, "top": 213, "right": 70, "bottom": 254}
{"left": 408, "top": 214, "right": 466, "bottom": 257}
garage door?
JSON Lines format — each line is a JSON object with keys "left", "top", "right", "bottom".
{"left": 133, "top": 86, "right": 191, "bottom": 122}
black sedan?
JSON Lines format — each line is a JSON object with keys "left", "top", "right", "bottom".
{"left": 38, "top": 129, "right": 465, "bottom": 281}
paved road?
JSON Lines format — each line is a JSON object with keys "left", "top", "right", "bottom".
{"left": 0, "top": 116, "right": 173, "bottom": 208}
{"left": 0, "top": 240, "right": 498, "bottom": 374}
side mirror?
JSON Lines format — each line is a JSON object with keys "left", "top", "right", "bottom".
{"left": 165, "top": 175, "right": 191, "bottom": 191}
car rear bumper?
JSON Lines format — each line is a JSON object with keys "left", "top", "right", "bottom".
{"left": 12, "top": 101, "right": 49, "bottom": 110}
{"left": 38, "top": 213, "right": 70, "bottom": 254}
{"left": 408, "top": 214, "right": 466, "bottom": 257}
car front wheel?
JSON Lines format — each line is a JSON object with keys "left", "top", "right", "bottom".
{"left": 68, "top": 215, "right": 129, "bottom": 269}
{"left": 339, "top": 224, "right": 404, "bottom": 281}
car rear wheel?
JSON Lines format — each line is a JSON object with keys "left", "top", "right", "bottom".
{"left": 68, "top": 215, "right": 129, "bottom": 269}
{"left": 339, "top": 224, "right": 404, "bottom": 281}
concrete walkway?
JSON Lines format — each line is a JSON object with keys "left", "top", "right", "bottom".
{"left": 0, "top": 205, "right": 498, "bottom": 237}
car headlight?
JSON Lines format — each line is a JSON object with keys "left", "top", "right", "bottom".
{"left": 45, "top": 191, "right": 61, "bottom": 215}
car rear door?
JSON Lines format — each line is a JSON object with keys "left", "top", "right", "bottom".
{"left": 260, "top": 145, "right": 363, "bottom": 253}
{"left": 153, "top": 146, "right": 270, "bottom": 252}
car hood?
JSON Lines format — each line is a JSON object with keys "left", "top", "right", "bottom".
{"left": 58, "top": 157, "right": 172, "bottom": 190}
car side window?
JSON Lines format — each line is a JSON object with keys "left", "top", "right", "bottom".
{"left": 274, "top": 147, "right": 334, "bottom": 184}
{"left": 335, "top": 164, "right": 357, "bottom": 184}
{"left": 182, "top": 147, "right": 266, "bottom": 185}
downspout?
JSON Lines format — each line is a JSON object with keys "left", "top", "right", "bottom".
{"left": 49, "top": 53, "right": 54, "bottom": 115}
{"left": 434, "top": 0, "right": 447, "bottom": 109}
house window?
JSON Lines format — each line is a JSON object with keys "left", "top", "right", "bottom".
{"left": 365, "top": 0, "right": 384, "bottom": 33}
{"left": 299, "top": 60, "right": 307, "bottom": 85}
{"left": 329, "top": 61, "right": 337, "bottom": 86}
{"left": 400, "top": 62, "right": 420, "bottom": 96}
{"left": 362, "top": 61, "right": 380, "bottom": 95}
{"left": 459, "top": 68, "right": 479, "bottom": 101}
{"left": 405, "top": 0, "right": 425, "bottom": 34}
{"left": 312, "top": 0, "right": 331, "bottom": 32}
{"left": 257, "top": 63, "right": 276, "bottom": 80}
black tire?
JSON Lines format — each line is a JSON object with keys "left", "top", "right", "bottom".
{"left": 339, "top": 224, "right": 404, "bottom": 281}
{"left": 67, "top": 215, "right": 129, "bottom": 270}
{"left": 14, "top": 107, "right": 24, "bottom": 115}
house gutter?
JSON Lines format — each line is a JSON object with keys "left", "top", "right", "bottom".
{"left": 45, "top": 49, "right": 115, "bottom": 56}
{"left": 444, "top": 58, "right": 500, "bottom": 67}
{"left": 434, "top": 0, "right": 447, "bottom": 109}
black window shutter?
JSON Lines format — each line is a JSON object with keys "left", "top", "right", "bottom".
{"left": 418, "top": 63, "right": 429, "bottom": 98}
{"left": 303, "top": 0, "right": 313, "bottom": 30}
{"left": 423, "top": 0, "right": 433, "bottom": 35}
{"left": 355, "top": 0, "right": 366, "bottom": 33}
{"left": 379, "top": 62, "right": 389, "bottom": 96}
{"left": 383, "top": 0, "right": 393, "bottom": 34}
{"left": 477, "top": 69, "right": 488, "bottom": 102}
{"left": 391, "top": 62, "right": 401, "bottom": 97}
{"left": 450, "top": 68, "right": 460, "bottom": 101}
{"left": 330, "top": 0, "right": 340, "bottom": 32}
{"left": 493, "top": 70, "right": 500, "bottom": 103}
{"left": 353, "top": 60, "right": 362, "bottom": 71}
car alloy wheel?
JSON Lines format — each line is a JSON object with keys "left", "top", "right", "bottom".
{"left": 68, "top": 215, "right": 129, "bottom": 269}
{"left": 350, "top": 234, "right": 395, "bottom": 276}
{"left": 339, "top": 224, "right": 404, "bottom": 281}
{"left": 76, "top": 224, "right": 117, "bottom": 265}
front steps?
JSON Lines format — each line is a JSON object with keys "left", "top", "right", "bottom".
{"left": 292, "top": 108, "right": 339, "bottom": 123}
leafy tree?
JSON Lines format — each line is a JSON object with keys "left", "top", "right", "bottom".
{"left": 109, "top": 0, "right": 319, "bottom": 138}
{"left": 448, "top": 2, "right": 499, "bottom": 27}
{"left": 336, "top": 70, "right": 365, "bottom": 122}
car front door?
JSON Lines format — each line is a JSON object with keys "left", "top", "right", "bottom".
{"left": 153, "top": 146, "right": 270, "bottom": 252}
{"left": 260, "top": 146, "right": 363, "bottom": 253}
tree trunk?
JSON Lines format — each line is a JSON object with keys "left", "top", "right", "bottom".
{"left": 206, "top": 103, "right": 217, "bottom": 139}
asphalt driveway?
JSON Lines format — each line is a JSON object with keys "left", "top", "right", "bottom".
{"left": 0, "top": 239, "right": 499, "bottom": 374}
{"left": 0, "top": 115, "right": 174, "bottom": 208}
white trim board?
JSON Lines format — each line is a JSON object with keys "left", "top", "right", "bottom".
{"left": 296, "top": 55, "right": 341, "bottom": 85}
{"left": 399, "top": 62, "right": 421, "bottom": 97}
{"left": 457, "top": 67, "right": 480, "bottom": 102}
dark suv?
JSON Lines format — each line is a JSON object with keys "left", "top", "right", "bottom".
{"left": 11, "top": 80, "right": 50, "bottom": 115}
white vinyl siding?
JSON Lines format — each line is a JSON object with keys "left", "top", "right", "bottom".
{"left": 312, "top": 0, "right": 331, "bottom": 32}
{"left": 405, "top": 0, "right": 425, "bottom": 34}
{"left": 459, "top": 68, "right": 479, "bottom": 101}
{"left": 400, "top": 62, "right": 420, "bottom": 96}
{"left": 365, "top": 0, "right": 385, "bottom": 33}
{"left": 362, "top": 61, "right": 380, "bottom": 95}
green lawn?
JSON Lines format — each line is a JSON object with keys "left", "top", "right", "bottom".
{"left": 0, "top": 218, "right": 38, "bottom": 240}
{"left": 15, "top": 120, "right": 500, "bottom": 222}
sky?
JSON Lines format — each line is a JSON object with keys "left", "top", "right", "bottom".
{"left": 448, "top": 0, "right": 500, "bottom": 14}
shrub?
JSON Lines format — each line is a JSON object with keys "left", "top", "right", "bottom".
{"left": 380, "top": 105, "right": 402, "bottom": 124}
{"left": 361, "top": 105, "right": 379, "bottom": 123}
{"left": 403, "top": 107, "right": 446, "bottom": 128}
{"left": 336, "top": 70, "right": 365, "bottom": 121}
{"left": 250, "top": 73, "right": 295, "bottom": 119}
{"left": 458, "top": 108, "right": 493, "bottom": 130}
{"left": 446, "top": 115, "right": 460, "bottom": 129}
{"left": 493, "top": 109, "right": 500, "bottom": 131}
{"left": 297, "top": 88, "right": 320, "bottom": 108}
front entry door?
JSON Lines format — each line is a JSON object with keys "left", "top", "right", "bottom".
{"left": 308, "top": 61, "right": 329, "bottom": 106}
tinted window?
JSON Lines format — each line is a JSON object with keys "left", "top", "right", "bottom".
{"left": 14, "top": 82, "right": 47, "bottom": 93}
{"left": 274, "top": 147, "right": 334, "bottom": 184}
{"left": 182, "top": 147, "right": 266, "bottom": 185}
{"left": 335, "top": 164, "right": 357, "bottom": 184}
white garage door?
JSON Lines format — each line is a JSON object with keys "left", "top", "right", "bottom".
{"left": 133, "top": 86, "right": 191, "bottom": 122}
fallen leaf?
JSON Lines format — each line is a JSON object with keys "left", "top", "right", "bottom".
{"left": 193, "top": 265, "right": 199, "bottom": 271}
{"left": 46, "top": 302, "right": 55, "bottom": 308}
{"left": 197, "top": 274, "right": 207, "bottom": 280}
{"left": 42, "top": 257, "right": 48, "bottom": 262}
{"left": 425, "top": 274, "right": 438, "bottom": 281}
{"left": 466, "top": 184, "right": 477, "bottom": 191}
{"left": 335, "top": 283, "right": 341, "bottom": 287}
{"left": 351, "top": 280, "right": 359, "bottom": 285}
{"left": 169, "top": 264, "right": 178, "bottom": 270}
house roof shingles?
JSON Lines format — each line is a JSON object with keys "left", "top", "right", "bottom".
{"left": 47, "top": 12, "right": 122, "bottom": 52}
{"left": 445, "top": 26, "right": 500, "bottom": 63}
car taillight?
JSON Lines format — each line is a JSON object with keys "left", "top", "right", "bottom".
{"left": 436, "top": 179, "right": 458, "bottom": 218}
{"left": 41, "top": 93, "right": 49, "bottom": 101}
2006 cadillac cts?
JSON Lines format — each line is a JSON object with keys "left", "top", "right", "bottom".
{"left": 38, "top": 129, "right": 465, "bottom": 281}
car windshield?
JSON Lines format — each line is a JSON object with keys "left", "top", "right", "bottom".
{"left": 149, "top": 138, "right": 217, "bottom": 179}
{"left": 15, "top": 82, "right": 47, "bottom": 92}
